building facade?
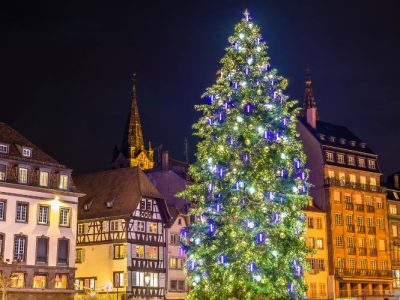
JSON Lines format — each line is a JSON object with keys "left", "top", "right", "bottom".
{"left": 304, "top": 204, "right": 332, "bottom": 299}
{"left": 0, "top": 122, "right": 82, "bottom": 300}
{"left": 298, "top": 71, "right": 393, "bottom": 298}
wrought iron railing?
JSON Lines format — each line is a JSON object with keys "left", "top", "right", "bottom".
{"left": 325, "top": 178, "right": 385, "bottom": 193}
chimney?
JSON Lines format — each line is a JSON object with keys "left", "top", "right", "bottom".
{"left": 162, "top": 151, "right": 169, "bottom": 171}
{"left": 395, "top": 174, "right": 399, "bottom": 189}
{"left": 303, "top": 67, "right": 318, "bottom": 129}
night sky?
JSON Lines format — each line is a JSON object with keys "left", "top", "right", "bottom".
{"left": 1, "top": 1, "right": 399, "bottom": 178}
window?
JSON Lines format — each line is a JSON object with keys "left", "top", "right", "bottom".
{"left": 328, "top": 170, "right": 335, "bottom": 179}
{"left": 347, "top": 236, "right": 355, "bottom": 247}
{"left": 316, "top": 238, "right": 324, "bottom": 249}
{"left": 39, "top": 171, "right": 49, "bottom": 187}
{"left": 148, "top": 246, "right": 157, "bottom": 259}
{"left": 308, "top": 237, "right": 315, "bottom": 249}
{"left": 344, "top": 194, "right": 352, "bottom": 203}
{"left": 140, "top": 199, "right": 153, "bottom": 211}
{"left": 307, "top": 217, "right": 314, "bottom": 228}
{"left": 368, "top": 159, "right": 376, "bottom": 169}
{"left": 317, "top": 259, "right": 325, "bottom": 270}
{"left": 393, "top": 225, "right": 398, "bottom": 238}
{"left": 140, "top": 199, "right": 146, "bottom": 210}
{"left": 369, "top": 238, "right": 376, "bottom": 248}
{"left": 148, "top": 222, "right": 157, "bottom": 233}
{"left": 395, "top": 192, "right": 400, "bottom": 200}
{"left": 377, "top": 218, "right": 384, "bottom": 229}
{"left": 370, "top": 177, "right": 377, "bottom": 187}
{"left": 18, "top": 167, "right": 28, "bottom": 184}
{"left": 326, "top": 151, "right": 334, "bottom": 162}
{"left": 75, "top": 278, "right": 95, "bottom": 291}
{"left": 358, "top": 237, "right": 365, "bottom": 247}
{"left": 0, "top": 144, "right": 9, "bottom": 154}
{"left": 346, "top": 215, "right": 353, "bottom": 225}
{"left": 38, "top": 205, "right": 49, "bottom": 225}
{"left": 148, "top": 273, "right": 158, "bottom": 287}
{"left": 360, "top": 176, "right": 366, "bottom": 187}
{"left": 358, "top": 157, "right": 366, "bottom": 167}
{"left": 357, "top": 216, "right": 364, "bottom": 226}
{"left": 14, "top": 236, "right": 26, "bottom": 262}
{"left": 310, "top": 283, "right": 317, "bottom": 297}
{"left": 390, "top": 205, "right": 398, "bottom": 215}
{"left": 339, "top": 172, "right": 346, "bottom": 185}
{"left": 333, "top": 191, "right": 341, "bottom": 203}
{"left": 135, "top": 221, "right": 144, "bottom": 232}
{"left": 169, "top": 258, "right": 183, "bottom": 269}
{"left": 113, "top": 244, "right": 125, "bottom": 259}
{"left": 76, "top": 249, "right": 85, "bottom": 263}
{"left": 349, "top": 174, "right": 356, "bottom": 185}
{"left": 379, "top": 239, "right": 386, "bottom": 251}
{"left": 0, "top": 233, "right": 4, "bottom": 258}
{"left": 367, "top": 217, "right": 374, "bottom": 227}
{"left": 57, "top": 239, "right": 69, "bottom": 265}
{"left": 376, "top": 198, "right": 383, "bottom": 209}
{"left": 22, "top": 147, "right": 32, "bottom": 157}
{"left": 337, "top": 258, "right": 345, "bottom": 269}
{"left": 335, "top": 213, "right": 342, "bottom": 225}
{"left": 114, "top": 272, "right": 124, "bottom": 288}
{"left": 0, "top": 164, "right": 6, "bottom": 181}
{"left": 170, "top": 233, "right": 180, "bottom": 245}
{"left": 135, "top": 245, "right": 144, "bottom": 258}
{"left": 77, "top": 224, "right": 86, "bottom": 235}
{"left": 11, "top": 273, "right": 25, "bottom": 288}
{"left": 36, "top": 237, "right": 48, "bottom": 264}
{"left": 59, "top": 207, "right": 70, "bottom": 227}
{"left": 319, "top": 283, "right": 327, "bottom": 297}
{"left": 59, "top": 175, "right": 69, "bottom": 190}
{"left": 360, "top": 259, "right": 367, "bottom": 269}
{"left": 337, "top": 154, "right": 345, "bottom": 164}
{"left": 336, "top": 236, "right": 344, "bottom": 247}
{"left": 348, "top": 258, "right": 356, "bottom": 269}
{"left": 33, "top": 275, "right": 47, "bottom": 288}
{"left": 178, "top": 218, "right": 182, "bottom": 226}
{"left": 348, "top": 156, "right": 355, "bottom": 166}
{"left": 0, "top": 200, "right": 6, "bottom": 220}
{"left": 110, "top": 220, "right": 119, "bottom": 231}
{"left": 370, "top": 260, "right": 377, "bottom": 270}
{"left": 381, "top": 260, "right": 388, "bottom": 270}
{"left": 55, "top": 274, "right": 68, "bottom": 289}
{"left": 16, "top": 202, "right": 28, "bottom": 222}
{"left": 316, "top": 218, "right": 322, "bottom": 229}
{"left": 170, "top": 280, "right": 177, "bottom": 291}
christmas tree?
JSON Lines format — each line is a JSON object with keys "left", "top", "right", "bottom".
{"left": 180, "top": 10, "right": 310, "bottom": 299}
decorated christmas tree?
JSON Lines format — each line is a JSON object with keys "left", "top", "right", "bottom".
{"left": 180, "top": 10, "right": 310, "bottom": 300}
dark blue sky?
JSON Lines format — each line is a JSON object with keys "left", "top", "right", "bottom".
{"left": 0, "top": 1, "right": 399, "bottom": 178}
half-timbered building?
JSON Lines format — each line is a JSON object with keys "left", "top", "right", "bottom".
{"left": 74, "top": 167, "right": 171, "bottom": 300}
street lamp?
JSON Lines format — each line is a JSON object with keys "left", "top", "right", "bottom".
{"left": 144, "top": 273, "right": 151, "bottom": 300}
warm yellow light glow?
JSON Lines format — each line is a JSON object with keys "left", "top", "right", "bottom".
{"left": 49, "top": 196, "right": 62, "bottom": 209}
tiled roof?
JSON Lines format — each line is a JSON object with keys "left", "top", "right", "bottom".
{"left": 300, "top": 118, "right": 376, "bottom": 155}
{"left": 75, "top": 167, "right": 168, "bottom": 220}
{"left": 302, "top": 205, "right": 324, "bottom": 213}
{"left": 387, "top": 188, "right": 400, "bottom": 202}
{"left": 0, "top": 122, "right": 66, "bottom": 168}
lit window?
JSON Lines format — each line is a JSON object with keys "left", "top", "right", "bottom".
{"left": 339, "top": 172, "right": 346, "bottom": 185}
{"left": 55, "top": 274, "right": 68, "bottom": 289}
{"left": 59, "top": 175, "right": 69, "bottom": 190}
{"left": 0, "top": 144, "right": 9, "bottom": 154}
{"left": 114, "top": 272, "right": 124, "bottom": 288}
{"left": 148, "top": 246, "right": 157, "bottom": 259}
{"left": 393, "top": 225, "right": 398, "bottom": 238}
{"left": 149, "top": 222, "right": 157, "bottom": 234}
{"left": 394, "top": 192, "right": 400, "bottom": 200}
{"left": 370, "top": 177, "right": 377, "bottom": 187}
{"left": 333, "top": 191, "right": 341, "bottom": 203}
{"left": 33, "top": 275, "right": 47, "bottom": 288}
{"left": 357, "top": 217, "right": 364, "bottom": 226}
{"left": 335, "top": 214, "right": 342, "bottom": 225}
{"left": 38, "top": 205, "right": 49, "bottom": 225}
{"left": 148, "top": 273, "right": 158, "bottom": 287}
{"left": 379, "top": 239, "right": 386, "bottom": 251}
{"left": 381, "top": 260, "right": 388, "bottom": 270}
{"left": 113, "top": 244, "right": 125, "bottom": 259}
{"left": 0, "top": 164, "right": 6, "bottom": 181}
{"left": 358, "top": 158, "right": 366, "bottom": 167}
{"left": 307, "top": 217, "right": 314, "bottom": 228}
{"left": 347, "top": 236, "right": 354, "bottom": 247}
{"left": 370, "top": 260, "right": 377, "bottom": 270}
{"left": 328, "top": 170, "right": 334, "bottom": 179}
{"left": 135, "top": 245, "right": 144, "bottom": 258}
{"left": 110, "top": 220, "right": 119, "bottom": 231}
{"left": 360, "top": 259, "right": 367, "bottom": 269}
{"left": 365, "top": 196, "right": 373, "bottom": 206}
{"left": 360, "top": 176, "right": 366, "bottom": 187}
{"left": 16, "top": 202, "right": 28, "bottom": 222}
{"left": 74, "top": 278, "right": 95, "bottom": 291}
{"left": 169, "top": 258, "right": 177, "bottom": 269}
{"left": 326, "top": 152, "right": 334, "bottom": 162}
{"left": 348, "top": 258, "right": 356, "bottom": 269}
{"left": 59, "top": 207, "right": 70, "bottom": 227}
{"left": 368, "top": 159, "right": 376, "bottom": 169}
{"left": 308, "top": 237, "right": 315, "bottom": 248}
{"left": 349, "top": 174, "right": 356, "bottom": 184}
{"left": 14, "top": 236, "right": 26, "bottom": 261}
{"left": 316, "top": 238, "right": 324, "bottom": 249}
{"left": 11, "top": 273, "right": 25, "bottom": 288}
{"left": 22, "top": 147, "right": 32, "bottom": 157}
{"left": 39, "top": 171, "right": 49, "bottom": 187}
{"left": 136, "top": 221, "right": 145, "bottom": 232}
{"left": 76, "top": 249, "right": 85, "bottom": 263}
{"left": 0, "top": 200, "right": 5, "bottom": 220}
{"left": 376, "top": 198, "right": 383, "bottom": 209}
{"left": 18, "top": 167, "right": 28, "bottom": 184}
{"left": 337, "top": 258, "right": 345, "bottom": 268}
{"left": 316, "top": 218, "right": 322, "bottom": 229}
{"left": 348, "top": 156, "right": 355, "bottom": 166}
{"left": 57, "top": 239, "right": 69, "bottom": 265}
{"left": 390, "top": 205, "right": 398, "bottom": 215}
{"left": 377, "top": 218, "right": 384, "bottom": 229}
{"left": 36, "top": 237, "right": 48, "bottom": 264}
{"left": 337, "top": 154, "right": 345, "bottom": 164}
{"left": 77, "top": 224, "right": 86, "bottom": 235}
{"left": 336, "top": 236, "right": 344, "bottom": 247}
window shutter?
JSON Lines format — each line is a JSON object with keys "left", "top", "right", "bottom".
{"left": 123, "top": 245, "right": 127, "bottom": 258}
{"left": 124, "top": 272, "right": 128, "bottom": 286}
{"left": 159, "top": 273, "right": 165, "bottom": 288}
{"left": 145, "top": 245, "right": 150, "bottom": 259}
{"left": 82, "top": 249, "right": 86, "bottom": 262}
{"left": 109, "top": 245, "right": 114, "bottom": 259}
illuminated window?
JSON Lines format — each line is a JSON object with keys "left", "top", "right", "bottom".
{"left": 113, "top": 244, "right": 125, "bottom": 259}
{"left": 365, "top": 196, "right": 373, "bottom": 206}
{"left": 360, "top": 176, "right": 366, "bottom": 187}
{"left": 110, "top": 220, "right": 119, "bottom": 231}
{"left": 379, "top": 240, "right": 386, "bottom": 251}
{"left": 360, "top": 259, "right": 367, "bottom": 269}
{"left": 76, "top": 249, "right": 84, "bottom": 263}
{"left": 16, "top": 202, "right": 28, "bottom": 222}
{"left": 33, "top": 275, "right": 47, "bottom": 288}
{"left": 326, "top": 152, "right": 334, "bottom": 162}
{"left": 349, "top": 174, "right": 356, "bottom": 184}
{"left": 148, "top": 246, "right": 157, "bottom": 259}
{"left": 381, "top": 260, "right": 388, "bottom": 270}
{"left": 59, "top": 207, "right": 70, "bottom": 227}
{"left": 358, "top": 237, "right": 365, "bottom": 247}
{"left": 36, "top": 237, "right": 48, "bottom": 264}
{"left": 75, "top": 278, "right": 95, "bottom": 291}
{"left": 335, "top": 214, "right": 342, "bottom": 225}
{"left": 39, "top": 171, "right": 49, "bottom": 187}
{"left": 18, "top": 167, "right": 28, "bottom": 184}
{"left": 0, "top": 200, "right": 5, "bottom": 220}
{"left": 394, "top": 192, "right": 400, "bottom": 200}
{"left": 316, "top": 218, "right": 323, "bottom": 229}
{"left": 337, "top": 154, "right": 345, "bottom": 164}
{"left": 370, "top": 177, "right": 377, "bottom": 186}
{"left": 316, "top": 238, "right": 324, "bottom": 249}
{"left": 55, "top": 274, "right": 68, "bottom": 289}
{"left": 390, "top": 205, "right": 398, "bottom": 215}
{"left": 11, "top": 273, "right": 25, "bottom": 288}
{"left": 308, "top": 237, "right": 315, "bottom": 249}
{"left": 0, "top": 164, "right": 6, "bottom": 181}
{"left": 368, "top": 159, "right": 376, "bottom": 169}
{"left": 149, "top": 273, "right": 158, "bottom": 287}
{"left": 169, "top": 258, "right": 177, "bottom": 269}
{"left": 59, "top": 175, "right": 69, "bottom": 190}
{"left": 357, "top": 216, "right": 364, "bottom": 226}
{"left": 77, "top": 224, "right": 86, "bottom": 235}
{"left": 170, "top": 233, "right": 180, "bottom": 245}
{"left": 307, "top": 217, "right": 314, "bottom": 228}
{"left": 348, "top": 156, "right": 355, "bottom": 166}
{"left": 57, "top": 239, "right": 69, "bottom": 265}
{"left": 38, "top": 205, "right": 49, "bottom": 225}
{"left": 348, "top": 259, "right": 356, "bottom": 269}
{"left": 337, "top": 258, "right": 345, "bottom": 268}
{"left": 114, "top": 272, "right": 124, "bottom": 288}
{"left": 393, "top": 225, "right": 398, "bottom": 237}
{"left": 336, "top": 236, "right": 344, "bottom": 247}
{"left": 370, "top": 260, "right": 377, "bottom": 270}
{"left": 339, "top": 172, "right": 346, "bottom": 185}
{"left": 135, "top": 245, "right": 144, "bottom": 258}
{"left": 327, "top": 170, "right": 334, "bottom": 179}
{"left": 346, "top": 215, "right": 353, "bottom": 225}
{"left": 22, "top": 147, "right": 32, "bottom": 157}
{"left": 347, "top": 236, "right": 354, "bottom": 247}
{"left": 136, "top": 221, "right": 145, "bottom": 232}
{"left": 14, "top": 236, "right": 26, "bottom": 261}
{"left": 148, "top": 222, "right": 157, "bottom": 233}
{"left": 333, "top": 191, "right": 341, "bottom": 203}
{"left": 0, "top": 144, "right": 9, "bottom": 154}
{"left": 377, "top": 218, "right": 384, "bottom": 229}
{"left": 358, "top": 157, "right": 366, "bottom": 167}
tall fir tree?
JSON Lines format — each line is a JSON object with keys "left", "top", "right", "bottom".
{"left": 180, "top": 10, "right": 310, "bottom": 299}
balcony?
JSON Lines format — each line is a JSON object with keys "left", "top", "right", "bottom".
{"left": 392, "top": 259, "right": 400, "bottom": 267}
{"left": 347, "top": 224, "right": 355, "bottom": 233}
{"left": 357, "top": 225, "right": 366, "bottom": 233}
{"left": 347, "top": 247, "right": 356, "bottom": 255}
{"left": 368, "top": 226, "right": 376, "bottom": 235}
{"left": 325, "top": 178, "right": 385, "bottom": 193}
{"left": 335, "top": 268, "right": 392, "bottom": 278}
{"left": 369, "top": 248, "right": 378, "bottom": 256}
{"left": 358, "top": 247, "right": 367, "bottom": 255}
{"left": 367, "top": 205, "right": 375, "bottom": 213}
{"left": 356, "top": 204, "right": 364, "bottom": 212}
{"left": 345, "top": 203, "right": 354, "bottom": 210}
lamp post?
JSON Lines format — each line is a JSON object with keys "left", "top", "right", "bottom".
{"left": 144, "top": 273, "right": 150, "bottom": 300}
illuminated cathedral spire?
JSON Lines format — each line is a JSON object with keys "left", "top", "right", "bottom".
{"left": 302, "top": 66, "right": 318, "bottom": 128}
{"left": 128, "top": 74, "right": 145, "bottom": 153}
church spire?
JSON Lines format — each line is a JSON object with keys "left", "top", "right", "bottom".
{"left": 302, "top": 66, "right": 318, "bottom": 128}
{"left": 128, "top": 73, "right": 145, "bottom": 153}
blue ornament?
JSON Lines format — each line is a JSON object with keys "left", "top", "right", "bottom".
{"left": 245, "top": 219, "right": 255, "bottom": 230}
{"left": 216, "top": 165, "right": 225, "bottom": 178}
{"left": 180, "top": 228, "right": 189, "bottom": 239}
{"left": 208, "top": 220, "right": 216, "bottom": 234}
{"left": 241, "top": 152, "right": 250, "bottom": 163}
{"left": 247, "top": 262, "right": 257, "bottom": 272}
{"left": 187, "top": 260, "right": 197, "bottom": 271}
{"left": 243, "top": 103, "right": 254, "bottom": 114}
{"left": 271, "top": 213, "right": 281, "bottom": 225}
{"left": 255, "top": 231, "right": 266, "bottom": 244}
{"left": 291, "top": 260, "right": 303, "bottom": 277}
{"left": 217, "top": 254, "right": 228, "bottom": 265}
{"left": 265, "top": 191, "right": 275, "bottom": 201}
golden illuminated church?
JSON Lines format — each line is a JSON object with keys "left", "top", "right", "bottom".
{"left": 113, "top": 75, "right": 154, "bottom": 170}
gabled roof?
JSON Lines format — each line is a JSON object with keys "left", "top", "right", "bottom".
{"left": 300, "top": 118, "right": 376, "bottom": 155}
{"left": 0, "top": 122, "right": 67, "bottom": 168}
{"left": 74, "top": 167, "right": 167, "bottom": 220}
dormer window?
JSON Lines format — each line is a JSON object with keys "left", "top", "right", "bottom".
{"left": 329, "top": 136, "right": 336, "bottom": 142}
{"left": 368, "top": 159, "right": 376, "bottom": 170}
{"left": 337, "top": 153, "right": 345, "bottom": 164}
{"left": 359, "top": 142, "right": 367, "bottom": 148}
{"left": 18, "top": 167, "right": 28, "bottom": 184}
{"left": 59, "top": 174, "right": 69, "bottom": 190}
{"left": 349, "top": 140, "right": 357, "bottom": 147}
{"left": 339, "top": 138, "right": 346, "bottom": 145}
{"left": 0, "top": 144, "right": 9, "bottom": 154}
{"left": 0, "top": 164, "right": 6, "bottom": 181}
{"left": 319, "top": 134, "right": 325, "bottom": 141}
{"left": 22, "top": 147, "right": 32, "bottom": 158}
{"left": 348, "top": 156, "right": 355, "bottom": 166}
{"left": 326, "top": 151, "right": 334, "bottom": 162}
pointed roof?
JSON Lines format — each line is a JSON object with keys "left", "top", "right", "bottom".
{"left": 127, "top": 74, "right": 144, "bottom": 153}
{"left": 302, "top": 66, "right": 318, "bottom": 116}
